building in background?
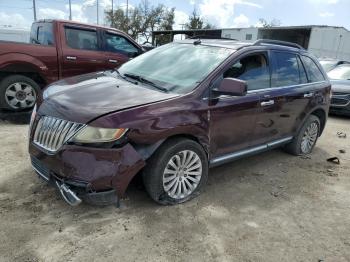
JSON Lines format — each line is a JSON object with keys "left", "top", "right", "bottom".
{"left": 222, "top": 25, "right": 350, "bottom": 60}
{"left": 153, "top": 25, "right": 350, "bottom": 61}
{"left": 0, "top": 25, "right": 30, "bottom": 43}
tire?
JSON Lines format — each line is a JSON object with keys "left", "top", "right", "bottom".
{"left": 284, "top": 115, "right": 321, "bottom": 156}
{"left": 142, "top": 138, "right": 208, "bottom": 205}
{"left": 0, "top": 74, "right": 40, "bottom": 111}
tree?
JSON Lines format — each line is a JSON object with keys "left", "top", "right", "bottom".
{"left": 105, "top": 0, "right": 175, "bottom": 42}
{"left": 258, "top": 18, "right": 281, "bottom": 28}
{"left": 185, "top": 8, "right": 215, "bottom": 30}
{"left": 105, "top": 8, "right": 128, "bottom": 33}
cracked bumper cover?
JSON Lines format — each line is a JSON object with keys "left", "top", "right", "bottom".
{"left": 29, "top": 142, "right": 146, "bottom": 205}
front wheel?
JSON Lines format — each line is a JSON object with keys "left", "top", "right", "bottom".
{"left": 0, "top": 75, "right": 40, "bottom": 111}
{"left": 284, "top": 115, "right": 320, "bottom": 155}
{"left": 143, "top": 138, "right": 208, "bottom": 205}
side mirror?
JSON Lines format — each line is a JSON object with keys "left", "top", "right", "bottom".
{"left": 141, "top": 44, "right": 154, "bottom": 51}
{"left": 213, "top": 78, "right": 247, "bottom": 96}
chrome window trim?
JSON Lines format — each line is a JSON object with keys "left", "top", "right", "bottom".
{"left": 247, "top": 80, "right": 327, "bottom": 94}
{"left": 205, "top": 81, "right": 328, "bottom": 101}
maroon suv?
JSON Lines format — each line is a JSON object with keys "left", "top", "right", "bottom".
{"left": 28, "top": 39, "right": 331, "bottom": 206}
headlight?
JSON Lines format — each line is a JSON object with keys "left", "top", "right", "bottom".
{"left": 70, "top": 126, "right": 128, "bottom": 143}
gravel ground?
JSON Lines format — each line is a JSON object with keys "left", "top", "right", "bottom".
{"left": 0, "top": 115, "right": 349, "bottom": 262}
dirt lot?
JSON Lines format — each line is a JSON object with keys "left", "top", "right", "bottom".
{"left": 0, "top": 115, "right": 349, "bottom": 262}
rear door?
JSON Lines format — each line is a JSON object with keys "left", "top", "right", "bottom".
{"left": 60, "top": 25, "right": 105, "bottom": 78}
{"left": 251, "top": 50, "right": 316, "bottom": 145}
{"left": 102, "top": 30, "right": 142, "bottom": 69}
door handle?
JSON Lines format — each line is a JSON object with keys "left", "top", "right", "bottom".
{"left": 304, "top": 92, "right": 314, "bottom": 98}
{"left": 66, "top": 56, "right": 76, "bottom": 60}
{"left": 108, "top": 59, "right": 118, "bottom": 63}
{"left": 261, "top": 100, "right": 275, "bottom": 106}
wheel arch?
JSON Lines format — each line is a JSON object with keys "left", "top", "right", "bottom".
{"left": 310, "top": 108, "right": 327, "bottom": 135}
{"left": 133, "top": 133, "right": 209, "bottom": 162}
{"left": 0, "top": 54, "right": 48, "bottom": 87}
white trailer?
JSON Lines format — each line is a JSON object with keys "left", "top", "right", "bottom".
{"left": 222, "top": 25, "right": 350, "bottom": 61}
{"left": 0, "top": 27, "right": 30, "bottom": 43}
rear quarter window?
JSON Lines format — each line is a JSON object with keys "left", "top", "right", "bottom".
{"left": 30, "top": 23, "right": 53, "bottom": 46}
{"left": 301, "top": 55, "right": 325, "bottom": 82}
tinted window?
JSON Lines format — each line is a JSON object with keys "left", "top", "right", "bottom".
{"left": 223, "top": 54, "right": 270, "bottom": 90}
{"left": 30, "top": 23, "right": 53, "bottom": 45}
{"left": 301, "top": 55, "right": 325, "bottom": 82}
{"left": 272, "top": 52, "right": 300, "bottom": 87}
{"left": 37, "top": 24, "right": 54, "bottom": 46}
{"left": 65, "top": 28, "right": 98, "bottom": 51}
{"left": 105, "top": 33, "right": 138, "bottom": 56}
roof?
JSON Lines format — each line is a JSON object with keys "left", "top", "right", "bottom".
{"left": 175, "top": 39, "right": 306, "bottom": 52}
{"left": 177, "top": 39, "right": 249, "bottom": 49}
{"left": 35, "top": 19, "right": 125, "bottom": 33}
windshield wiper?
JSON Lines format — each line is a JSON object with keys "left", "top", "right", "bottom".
{"left": 113, "top": 69, "right": 138, "bottom": 85}
{"left": 123, "top": 73, "right": 168, "bottom": 92}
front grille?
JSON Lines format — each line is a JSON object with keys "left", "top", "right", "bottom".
{"left": 33, "top": 116, "right": 84, "bottom": 152}
{"left": 31, "top": 156, "right": 50, "bottom": 181}
{"left": 331, "top": 97, "right": 350, "bottom": 106}
{"left": 332, "top": 92, "right": 350, "bottom": 96}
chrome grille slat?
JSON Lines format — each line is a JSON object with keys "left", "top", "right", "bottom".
{"left": 48, "top": 119, "right": 60, "bottom": 150}
{"left": 32, "top": 116, "right": 84, "bottom": 153}
{"left": 53, "top": 121, "right": 67, "bottom": 150}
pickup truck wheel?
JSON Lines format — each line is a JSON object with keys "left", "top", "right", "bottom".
{"left": 143, "top": 138, "right": 208, "bottom": 205}
{"left": 0, "top": 75, "right": 39, "bottom": 111}
{"left": 284, "top": 115, "right": 320, "bottom": 156}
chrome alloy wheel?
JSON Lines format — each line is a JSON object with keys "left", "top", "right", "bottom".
{"left": 5, "top": 82, "right": 36, "bottom": 109}
{"left": 162, "top": 150, "right": 202, "bottom": 199}
{"left": 301, "top": 122, "right": 319, "bottom": 154}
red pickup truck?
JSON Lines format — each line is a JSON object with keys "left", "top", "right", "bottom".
{"left": 0, "top": 19, "right": 143, "bottom": 111}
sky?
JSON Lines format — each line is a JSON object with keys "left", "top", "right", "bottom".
{"left": 0, "top": 0, "right": 349, "bottom": 30}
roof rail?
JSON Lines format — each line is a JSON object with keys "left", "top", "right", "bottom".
{"left": 187, "top": 35, "right": 238, "bottom": 40}
{"left": 253, "top": 39, "right": 304, "bottom": 50}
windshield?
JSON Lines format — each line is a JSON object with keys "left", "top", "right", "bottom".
{"left": 319, "top": 60, "right": 337, "bottom": 72}
{"left": 118, "top": 43, "right": 234, "bottom": 94}
{"left": 328, "top": 65, "right": 350, "bottom": 80}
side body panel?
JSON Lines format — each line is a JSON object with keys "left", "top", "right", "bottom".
{"left": 0, "top": 41, "right": 59, "bottom": 84}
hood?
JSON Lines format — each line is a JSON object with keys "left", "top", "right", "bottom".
{"left": 330, "top": 80, "right": 350, "bottom": 93}
{"left": 38, "top": 71, "right": 179, "bottom": 123}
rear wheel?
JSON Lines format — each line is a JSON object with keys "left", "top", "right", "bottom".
{"left": 143, "top": 138, "right": 208, "bottom": 205}
{"left": 0, "top": 75, "right": 40, "bottom": 111}
{"left": 284, "top": 115, "right": 320, "bottom": 155}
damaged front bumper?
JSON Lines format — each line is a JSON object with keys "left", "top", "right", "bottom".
{"left": 29, "top": 142, "right": 145, "bottom": 206}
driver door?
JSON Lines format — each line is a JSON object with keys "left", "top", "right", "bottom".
{"left": 209, "top": 51, "right": 271, "bottom": 163}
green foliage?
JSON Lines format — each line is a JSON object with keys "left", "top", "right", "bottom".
{"left": 185, "top": 9, "right": 215, "bottom": 30}
{"left": 105, "top": 0, "right": 175, "bottom": 42}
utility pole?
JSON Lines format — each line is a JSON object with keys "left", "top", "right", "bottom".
{"left": 69, "top": 0, "right": 72, "bottom": 20}
{"left": 126, "top": 0, "right": 129, "bottom": 31}
{"left": 97, "top": 0, "right": 99, "bottom": 24}
{"left": 32, "top": 0, "right": 37, "bottom": 21}
{"left": 111, "top": 0, "right": 113, "bottom": 14}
